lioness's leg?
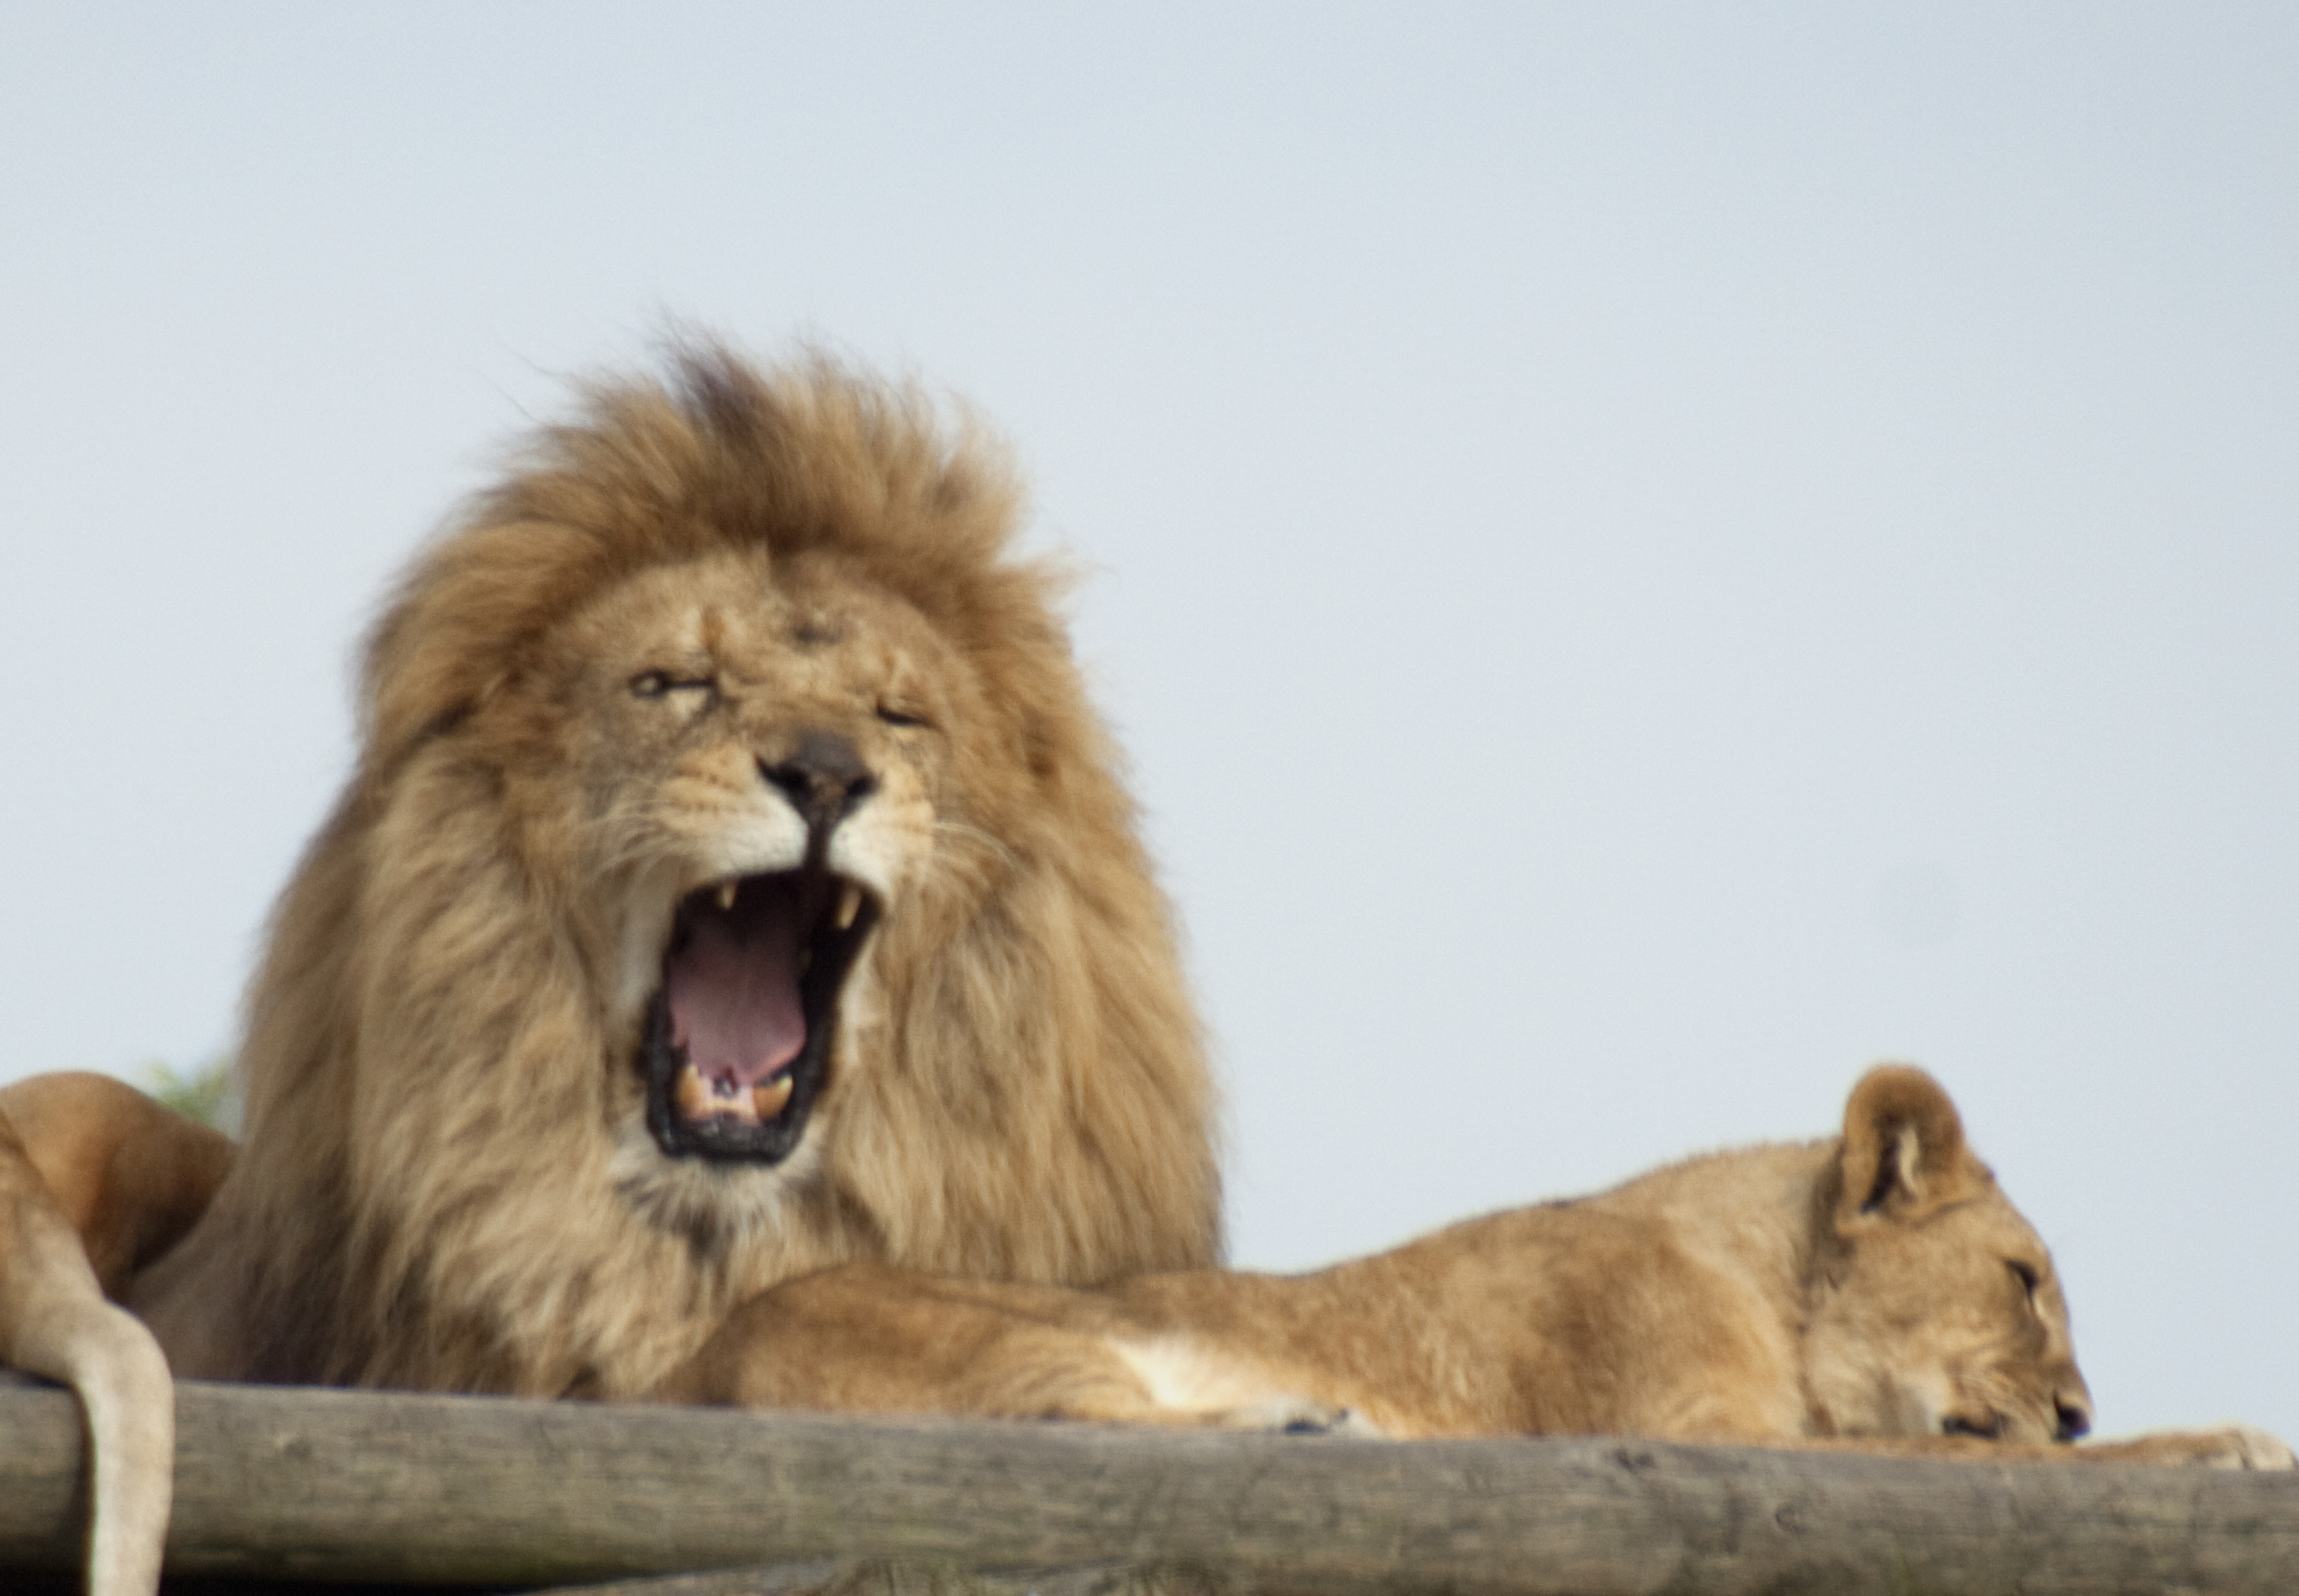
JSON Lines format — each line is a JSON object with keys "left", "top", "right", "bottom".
{"left": 661, "top": 1262, "right": 1175, "bottom": 1421}
{"left": 2071, "top": 1427, "right": 2296, "bottom": 1469}
{"left": 661, "top": 1262, "right": 1353, "bottom": 1431}
{"left": 0, "top": 1109, "right": 177, "bottom": 1596}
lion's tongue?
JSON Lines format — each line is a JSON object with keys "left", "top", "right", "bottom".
{"left": 666, "top": 905, "right": 807, "bottom": 1092}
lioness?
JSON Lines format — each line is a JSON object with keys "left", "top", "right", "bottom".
{"left": 669, "top": 1066, "right": 2291, "bottom": 1469}
{"left": 0, "top": 347, "right": 1222, "bottom": 1594}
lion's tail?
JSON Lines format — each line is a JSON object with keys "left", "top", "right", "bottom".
{"left": 1, "top": 1132, "right": 174, "bottom": 1596}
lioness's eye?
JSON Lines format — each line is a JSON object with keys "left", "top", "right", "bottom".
{"left": 877, "top": 703, "right": 931, "bottom": 730}
{"left": 2008, "top": 1261, "right": 2041, "bottom": 1301}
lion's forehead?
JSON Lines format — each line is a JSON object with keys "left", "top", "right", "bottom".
{"left": 569, "top": 551, "right": 955, "bottom": 703}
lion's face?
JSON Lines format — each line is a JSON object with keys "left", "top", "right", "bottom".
{"left": 1803, "top": 1068, "right": 2095, "bottom": 1445}
{"left": 505, "top": 545, "right": 979, "bottom": 1200}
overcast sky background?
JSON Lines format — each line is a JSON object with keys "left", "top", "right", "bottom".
{"left": 3, "top": 6, "right": 2294, "bottom": 1442}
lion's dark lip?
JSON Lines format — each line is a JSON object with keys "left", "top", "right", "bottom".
{"left": 638, "top": 868, "right": 879, "bottom": 1164}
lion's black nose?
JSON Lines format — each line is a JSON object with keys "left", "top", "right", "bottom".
{"left": 2055, "top": 1399, "right": 2092, "bottom": 1442}
{"left": 761, "top": 732, "right": 878, "bottom": 832}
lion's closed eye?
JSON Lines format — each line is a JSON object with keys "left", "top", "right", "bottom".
{"left": 631, "top": 670, "right": 717, "bottom": 700}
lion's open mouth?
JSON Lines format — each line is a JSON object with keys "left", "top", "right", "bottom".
{"left": 639, "top": 869, "right": 880, "bottom": 1163}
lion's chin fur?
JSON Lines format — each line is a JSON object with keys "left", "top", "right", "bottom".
{"left": 605, "top": 1091, "right": 831, "bottom": 1253}
{"left": 127, "top": 345, "right": 1223, "bottom": 1400}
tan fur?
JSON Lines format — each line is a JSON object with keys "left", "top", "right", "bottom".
{"left": 2, "top": 1078, "right": 228, "bottom": 1596}
{"left": 92, "top": 347, "right": 1217, "bottom": 1403}
{"left": 0, "top": 1074, "right": 233, "bottom": 1303}
{"left": 674, "top": 1067, "right": 2291, "bottom": 1470}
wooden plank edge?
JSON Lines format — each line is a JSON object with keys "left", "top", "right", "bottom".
{"left": 3, "top": 1379, "right": 2296, "bottom": 1594}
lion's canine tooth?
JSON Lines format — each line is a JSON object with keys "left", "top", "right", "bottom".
{"left": 835, "top": 883, "right": 861, "bottom": 931}
{"left": 754, "top": 1075, "right": 795, "bottom": 1119}
{"left": 716, "top": 880, "right": 738, "bottom": 912}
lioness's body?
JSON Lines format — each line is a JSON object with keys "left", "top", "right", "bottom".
{"left": 676, "top": 1067, "right": 2290, "bottom": 1470}
{"left": 673, "top": 1149, "right": 1830, "bottom": 1439}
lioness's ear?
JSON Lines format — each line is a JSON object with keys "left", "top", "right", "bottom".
{"left": 1834, "top": 1065, "right": 1980, "bottom": 1230}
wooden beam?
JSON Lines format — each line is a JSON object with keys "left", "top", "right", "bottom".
{"left": 3, "top": 1379, "right": 2296, "bottom": 1593}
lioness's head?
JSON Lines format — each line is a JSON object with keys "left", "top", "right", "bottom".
{"left": 1803, "top": 1066, "right": 2095, "bottom": 1445}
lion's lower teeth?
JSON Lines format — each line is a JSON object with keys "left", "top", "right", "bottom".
{"left": 672, "top": 1064, "right": 793, "bottom": 1125}
{"left": 673, "top": 1066, "right": 717, "bottom": 1122}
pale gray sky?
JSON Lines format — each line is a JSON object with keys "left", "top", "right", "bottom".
{"left": 3, "top": 6, "right": 2294, "bottom": 1440}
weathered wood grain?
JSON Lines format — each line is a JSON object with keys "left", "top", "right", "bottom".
{"left": 3, "top": 1379, "right": 2295, "bottom": 1593}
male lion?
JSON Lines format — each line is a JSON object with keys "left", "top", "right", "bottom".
{"left": 0, "top": 348, "right": 1221, "bottom": 1592}
{"left": 670, "top": 1065, "right": 2293, "bottom": 1470}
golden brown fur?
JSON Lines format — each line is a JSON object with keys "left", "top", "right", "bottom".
{"left": 110, "top": 347, "right": 1220, "bottom": 1399}
{"left": 672, "top": 1067, "right": 2291, "bottom": 1469}
{"left": 1, "top": 1076, "right": 229, "bottom": 1596}
{"left": 0, "top": 1074, "right": 232, "bottom": 1302}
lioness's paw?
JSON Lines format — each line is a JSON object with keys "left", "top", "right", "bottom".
{"left": 1212, "top": 1396, "right": 1386, "bottom": 1438}
{"left": 2203, "top": 1424, "right": 2296, "bottom": 1470}
{"left": 2083, "top": 1425, "right": 2296, "bottom": 1469}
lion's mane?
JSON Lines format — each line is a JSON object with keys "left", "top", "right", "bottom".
{"left": 139, "top": 350, "right": 1221, "bottom": 1398}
